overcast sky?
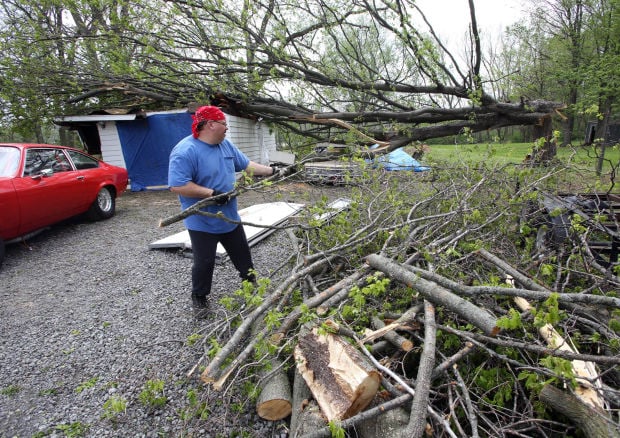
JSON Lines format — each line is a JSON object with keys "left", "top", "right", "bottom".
{"left": 414, "top": 0, "right": 526, "bottom": 46}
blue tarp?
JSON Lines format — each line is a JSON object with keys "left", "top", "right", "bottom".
{"left": 369, "top": 146, "right": 431, "bottom": 172}
{"left": 117, "top": 113, "right": 192, "bottom": 191}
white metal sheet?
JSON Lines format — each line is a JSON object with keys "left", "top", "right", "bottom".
{"left": 148, "top": 202, "right": 305, "bottom": 256}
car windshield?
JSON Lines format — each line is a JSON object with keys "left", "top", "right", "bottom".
{"left": 0, "top": 146, "right": 20, "bottom": 177}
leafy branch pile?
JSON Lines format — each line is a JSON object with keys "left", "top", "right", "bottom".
{"left": 185, "top": 159, "right": 620, "bottom": 438}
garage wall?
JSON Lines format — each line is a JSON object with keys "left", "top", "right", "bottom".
{"left": 98, "top": 122, "right": 127, "bottom": 168}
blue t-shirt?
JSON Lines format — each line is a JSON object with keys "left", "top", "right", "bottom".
{"left": 168, "top": 135, "right": 250, "bottom": 233}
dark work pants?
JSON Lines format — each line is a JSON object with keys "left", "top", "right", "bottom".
{"left": 188, "top": 225, "right": 255, "bottom": 298}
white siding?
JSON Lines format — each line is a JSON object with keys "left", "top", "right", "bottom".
{"left": 98, "top": 122, "right": 127, "bottom": 168}
{"left": 225, "top": 115, "right": 276, "bottom": 164}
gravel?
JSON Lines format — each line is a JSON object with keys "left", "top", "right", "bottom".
{"left": 0, "top": 186, "right": 334, "bottom": 438}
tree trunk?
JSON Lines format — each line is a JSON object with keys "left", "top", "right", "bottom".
{"left": 539, "top": 384, "right": 620, "bottom": 438}
{"left": 290, "top": 367, "right": 326, "bottom": 437}
{"left": 595, "top": 97, "right": 612, "bottom": 176}
{"left": 531, "top": 116, "right": 556, "bottom": 162}
{"left": 357, "top": 403, "right": 410, "bottom": 438}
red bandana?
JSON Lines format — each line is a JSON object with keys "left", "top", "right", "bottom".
{"left": 192, "top": 106, "right": 226, "bottom": 138}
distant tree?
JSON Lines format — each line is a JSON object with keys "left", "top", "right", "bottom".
{"left": 509, "top": 0, "right": 619, "bottom": 150}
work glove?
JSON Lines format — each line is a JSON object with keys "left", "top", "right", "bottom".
{"left": 211, "top": 190, "right": 230, "bottom": 205}
{"left": 270, "top": 163, "right": 286, "bottom": 178}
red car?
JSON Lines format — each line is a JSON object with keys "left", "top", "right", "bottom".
{"left": 0, "top": 143, "right": 128, "bottom": 266}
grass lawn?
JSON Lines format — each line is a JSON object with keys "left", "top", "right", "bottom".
{"left": 408, "top": 142, "right": 620, "bottom": 192}
{"left": 423, "top": 142, "right": 617, "bottom": 166}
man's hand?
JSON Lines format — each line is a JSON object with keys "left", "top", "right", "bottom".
{"left": 211, "top": 190, "right": 230, "bottom": 205}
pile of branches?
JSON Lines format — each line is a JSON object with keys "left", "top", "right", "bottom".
{"left": 169, "top": 160, "right": 620, "bottom": 437}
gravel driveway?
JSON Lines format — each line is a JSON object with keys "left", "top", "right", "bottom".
{"left": 0, "top": 185, "right": 334, "bottom": 437}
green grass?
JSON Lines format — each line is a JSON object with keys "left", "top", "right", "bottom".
{"left": 405, "top": 141, "right": 620, "bottom": 192}
{"left": 418, "top": 142, "right": 619, "bottom": 180}
{"left": 424, "top": 142, "right": 617, "bottom": 165}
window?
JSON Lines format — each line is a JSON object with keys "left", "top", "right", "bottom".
{"left": 66, "top": 150, "right": 100, "bottom": 170}
{"left": 0, "top": 146, "right": 20, "bottom": 177}
{"left": 23, "top": 149, "right": 73, "bottom": 176}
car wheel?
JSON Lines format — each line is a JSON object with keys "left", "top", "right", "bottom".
{"left": 87, "top": 186, "right": 116, "bottom": 220}
{"left": 0, "top": 239, "right": 4, "bottom": 268}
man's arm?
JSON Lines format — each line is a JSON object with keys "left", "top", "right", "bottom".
{"left": 245, "top": 161, "right": 275, "bottom": 177}
{"left": 169, "top": 181, "right": 216, "bottom": 198}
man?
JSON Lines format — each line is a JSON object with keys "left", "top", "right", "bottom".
{"left": 168, "top": 106, "right": 277, "bottom": 317}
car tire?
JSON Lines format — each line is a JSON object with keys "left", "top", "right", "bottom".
{"left": 0, "top": 239, "right": 4, "bottom": 268}
{"left": 87, "top": 186, "right": 116, "bottom": 220}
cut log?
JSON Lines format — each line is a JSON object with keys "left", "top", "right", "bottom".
{"left": 256, "top": 359, "right": 292, "bottom": 421}
{"left": 294, "top": 327, "right": 381, "bottom": 421}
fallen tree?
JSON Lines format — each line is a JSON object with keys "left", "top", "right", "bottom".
{"left": 174, "top": 157, "right": 620, "bottom": 437}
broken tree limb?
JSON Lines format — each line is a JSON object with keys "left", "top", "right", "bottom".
{"left": 431, "top": 342, "right": 475, "bottom": 379}
{"left": 539, "top": 384, "right": 620, "bottom": 438}
{"left": 367, "top": 316, "right": 414, "bottom": 352}
{"left": 365, "top": 254, "right": 499, "bottom": 336}
{"left": 362, "top": 304, "right": 423, "bottom": 344}
{"left": 271, "top": 268, "right": 368, "bottom": 344}
{"left": 291, "top": 116, "right": 390, "bottom": 149}
{"left": 436, "top": 323, "right": 620, "bottom": 365}
{"left": 507, "top": 275, "right": 605, "bottom": 411}
{"left": 402, "top": 300, "right": 437, "bottom": 438}
{"left": 477, "top": 248, "right": 550, "bottom": 292}
{"left": 298, "top": 393, "right": 412, "bottom": 438}
{"left": 159, "top": 163, "right": 299, "bottom": 227}
{"left": 403, "top": 263, "right": 620, "bottom": 308}
{"left": 294, "top": 327, "right": 381, "bottom": 421}
{"left": 201, "top": 256, "right": 335, "bottom": 385}
{"left": 159, "top": 189, "right": 239, "bottom": 227}
{"left": 317, "top": 268, "right": 372, "bottom": 311}
{"left": 451, "top": 364, "right": 480, "bottom": 438}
